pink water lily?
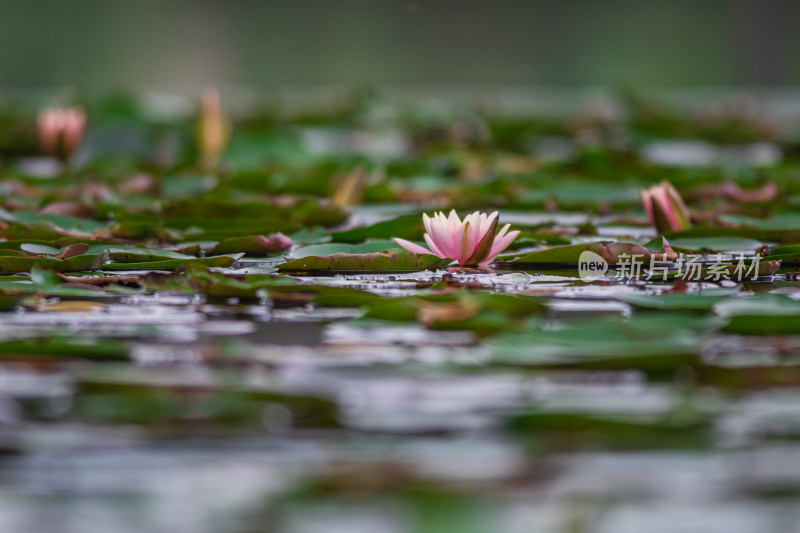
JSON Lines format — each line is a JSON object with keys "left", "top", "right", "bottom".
{"left": 641, "top": 180, "right": 691, "bottom": 233}
{"left": 394, "top": 210, "right": 520, "bottom": 266}
{"left": 37, "top": 107, "right": 86, "bottom": 160}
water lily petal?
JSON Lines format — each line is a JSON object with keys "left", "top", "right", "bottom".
{"left": 428, "top": 217, "right": 455, "bottom": 258}
{"left": 494, "top": 223, "right": 510, "bottom": 242}
{"left": 422, "top": 213, "right": 433, "bottom": 236}
{"left": 640, "top": 189, "right": 654, "bottom": 225}
{"left": 394, "top": 238, "right": 434, "bottom": 256}
{"left": 467, "top": 211, "right": 482, "bottom": 251}
{"left": 446, "top": 209, "right": 462, "bottom": 236}
{"left": 455, "top": 220, "right": 474, "bottom": 264}
{"left": 483, "top": 229, "right": 520, "bottom": 264}
{"left": 465, "top": 214, "right": 499, "bottom": 265}
{"left": 664, "top": 181, "right": 691, "bottom": 229}
{"left": 424, "top": 233, "right": 447, "bottom": 258}
{"left": 652, "top": 185, "right": 681, "bottom": 232}
{"left": 479, "top": 211, "right": 499, "bottom": 237}
{"left": 641, "top": 181, "right": 691, "bottom": 233}
{"left": 435, "top": 212, "right": 450, "bottom": 234}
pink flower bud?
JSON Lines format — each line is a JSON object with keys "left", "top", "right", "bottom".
{"left": 37, "top": 107, "right": 86, "bottom": 160}
{"left": 198, "top": 87, "right": 228, "bottom": 168}
{"left": 640, "top": 181, "right": 691, "bottom": 233}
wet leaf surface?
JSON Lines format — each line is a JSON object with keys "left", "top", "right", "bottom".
{"left": 277, "top": 248, "right": 451, "bottom": 272}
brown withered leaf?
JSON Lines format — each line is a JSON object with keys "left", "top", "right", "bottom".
{"left": 417, "top": 299, "right": 481, "bottom": 327}
{"left": 40, "top": 201, "right": 95, "bottom": 218}
{"left": 119, "top": 173, "right": 160, "bottom": 195}
{"left": 687, "top": 181, "right": 778, "bottom": 204}
{"left": 38, "top": 300, "right": 106, "bottom": 313}
{"left": 53, "top": 243, "right": 90, "bottom": 260}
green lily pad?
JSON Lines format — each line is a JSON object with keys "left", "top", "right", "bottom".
{"left": 508, "top": 409, "right": 711, "bottom": 450}
{"left": 0, "top": 338, "right": 129, "bottom": 361}
{"left": 763, "top": 244, "right": 800, "bottom": 264}
{"left": 667, "top": 237, "right": 764, "bottom": 253}
{"left": 73, "top": 367, "right": 340, "bottom": 427}
{"left": 487, "top": 314, "right": 717, "bottom": 372}
{"left": 616, "top": 288, "right": 739, "bottom": 311}
{"left": 287, "top": 241, "right": 398, "bottom": 259}
{"left": 658, "top": 226, "right": 794, "bottom": 243}
{"left": 0, "top": 253, "right": 106, "bottom": 273}
{"left": 103, "top": 254, "right": 242, "bottom": 271}
{"left": 508, "top": 241, "right": 653, "bottom": 266}
{"left": 508, "top": 243, "right": 604, "bottom": 264}
{"left": 330, "top": 216, "right": 424, "bottom": 243}
{"left": 141, "top": 263, "right": 293, "bottom": 298}
{"left": 715, "top": 294, "right": 800, "bottom": 334}
{"left": 277, "top": 248, "right": 450, "bottom": 271}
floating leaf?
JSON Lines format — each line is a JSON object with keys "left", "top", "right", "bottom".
{"left": 209, "top": 234, "right": 292, "bottom": 255}
{"left": 616, "top": 288, "right": 739, "bottom": 311}
{"left": 715, "top": 294, "right": 800, "bottom": 334}
{"left": 330, "top": 216, "right": 424, "bottom": 243}
{"left": 508, "top": 242, "right": 654, "bottom": 266}
{"left": 0, "top": 253, "right": 106, "bottom": 273}
{"left": 666, "top": 237, "right": 764, "bottom": 253}
{"left": 507, "top": 243, "right": 603, "bottom": 265}
{"left": 103, "top": 254, "right": 242, "bottom": 271}
{"left": 277, "top": 248, "right": 450, "bottom": 272}
{"left": 0, "top": 338, "right": 129, "bottom": 361}
{"left": 287, "top": 241, "right": 398, "bottom": 260}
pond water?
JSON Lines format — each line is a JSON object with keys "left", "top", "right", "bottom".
{"left": 0, "top": 90, "right": 799, "bottom": 532}
{"left": 1, "top": 258, "right": 799, "bottom": 533}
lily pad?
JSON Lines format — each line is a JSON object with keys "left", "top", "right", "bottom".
{"left": 103, "top": 254, "right": 242, "bottom": 271}
{"left": 277, "top": 248, "right": 450, "bottom": 272}
{"left": 507, "top": 243, "right": 604, "bottom": 265}
{"left": 715, "top": 294, "right": 800, "bottom": 335}
{"left": 0, "top": 252, "right": 106, "bottom": 273}
{"left": 666, "top": 237, "right": 764, "bottom": 253}
{"left": 330, "top": 216, "right": 424, "bottom": 243}
{"left": 209, "top": 234, "right": 292, "bottom": 255}
{"left": 287, "top": 241, "right": 398, "bottom": 260}
{"left": 616, "top": 289, "right": 739, "bottom": 311}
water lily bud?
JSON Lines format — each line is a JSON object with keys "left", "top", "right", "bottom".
{"left": 331, "top": 167, "right": 366, "bottom": 207}
{"left": 198, "top": 87, "right": 228, "bottom": 169}
{"left": 37, "top": 107, "right": 86, "bottom": 161}
{"left": 640, "top": 180, "right": 691, "bottom": 233}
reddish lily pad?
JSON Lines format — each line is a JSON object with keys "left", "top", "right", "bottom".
{"left": 209, "top": 233, "right": 292, "bottom": 255}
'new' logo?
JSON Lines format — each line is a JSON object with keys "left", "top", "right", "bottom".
{"left": 578, "top": 250, "right": 609, "bottom": 281}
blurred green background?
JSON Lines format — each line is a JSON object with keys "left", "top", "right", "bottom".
{"left": 0, "top": 0, "right": 798, "bottom": 90}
